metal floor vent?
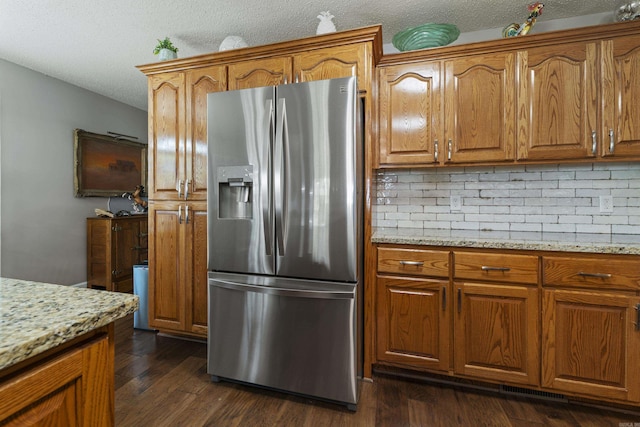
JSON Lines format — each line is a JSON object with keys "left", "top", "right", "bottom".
{"left": 500, "top": 385, "right": 567, "bottom": 403}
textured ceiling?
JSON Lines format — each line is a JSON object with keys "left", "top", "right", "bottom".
{"left": 0, "top": 0, "right": 618, "bottom": 111}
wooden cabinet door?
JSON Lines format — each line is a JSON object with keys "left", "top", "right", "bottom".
{"left": 542, "top": 289, "right": 640, "bottom": 402}
{"left": 293, "top": 44, "right": 367, "bottom": 88}
{"left": 184, "top": 203, "right": 208, "bottom": 336}
{"left": 228, "top": 56, "right": 292, "bottom": 90}
{"left": 601, "top": 35, "right": 640, "bottom": 158}
{"left": 444, "top": 52, "right": 516, "bottom": 163}
{"left": 376, "top": 276, "right": 450, "bottom": 372}
{"left": 454, "top": 282, "right": 539, "bottom": 386}
{"left": 113, "top": 219, "right": 139, "bottom": 280}
{"left": 148, "top": 202, "right": 185, "bottom": 331}
{"left": 148, "top": 72, "right": 186, "bottom": 200}
{"left": 185, "top": 66, "right": 227, "bottom": 200}
{"left": 517, "top": 42, "right": 598, "bottom": 160}
{"left": 378, "top": 62, "right": 442, "bottom": 166}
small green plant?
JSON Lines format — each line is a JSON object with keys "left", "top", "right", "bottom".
{"left": 153, "top": 37, "right": 178, "bottom": 55}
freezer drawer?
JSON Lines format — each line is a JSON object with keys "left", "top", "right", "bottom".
{"left": 207, "top": 272, "right": 360, "bottom": 406}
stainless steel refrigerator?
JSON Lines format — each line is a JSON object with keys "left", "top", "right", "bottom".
{"left": 206, "top": 76, "right": 362, "bottom": 409}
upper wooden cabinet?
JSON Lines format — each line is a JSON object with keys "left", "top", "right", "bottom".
{"left": 148, "top": 66, "right": 226, "bottom": 200}
{"left": 148, "top": 72, "right": 185, "bottom": 200}
{"left": 377, "top": 20, "right": 640, "bottom": 167}
{"left": 186, "top": 66, "right": 227, "bottom": 199}
{"left": 601, "top": 34, "right": 640, "bottom": 158}
{"left": 228, "top": 56, "right": 292, "bottom": 90}
{"left": 228, "top": 43, "right": 369, "bottom": 91}
{"left": 378, "top": 62, "right": 442, "bottom": 165}
{"left": 517, "top": 42, "right": 598, "bottom": 160}
{"left": 444, "top": 52, "right": 516, "bottom": 164}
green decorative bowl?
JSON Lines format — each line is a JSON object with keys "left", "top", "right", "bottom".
{"left": 392, "top": 23, "right": 460, "bottom": 51}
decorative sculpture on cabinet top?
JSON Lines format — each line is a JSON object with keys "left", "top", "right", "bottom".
{"left": 502, "top": 2, "right": 545, "bottom": 38}
{"left": 316, "top": 11, "right": 337, "bottom": 35}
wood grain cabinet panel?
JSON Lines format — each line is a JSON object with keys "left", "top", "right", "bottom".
{"left": 444, "top": 52, "right": 516, "bottom": 164}
{"left": 542, "top": 289, "right": 640, "bottom": 403}
{"left": 185, "top": 66, "right": 227, "bottom": 200}
{"left": 148, "top": 72, "right": 185, "bottom": 200}
{"left": 517, "top": 42, "right": 598, "bottom": 160}
{"left": 293, "top": 43, "right": 367, "bottom": 87}
{"left": 0, "top": 333, "right": 112, "bottom": 426}
{"left": 378, "top": 62, "right": 442, "bottom": 165}
{"left": 87, "top": 216, "right": 148, "bottom": 292}
{"left": 601, "top": 34, "right": 640, "bottom": 158}
{"left": 454, "top": 282, "right": 539, "bottom": 386}
{"left": 378, "top": 247, "right": 449, "bottom": 278}
{"left": 454, "top": 251, "right": 538, "bottom": 285}
{"left": 148, "top": 201, "right": 208, "bottom": 337}
{"left": 376, "top": 276, "right": 450, "bottom": 372}
{"left": 543, "top": 255, "right": 640, "bottom": 291}
{"left": 228, "top": 56, "right": 292, "bottom": 90}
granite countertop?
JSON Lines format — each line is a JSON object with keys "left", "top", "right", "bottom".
{"left": 372, "top": 228, "right": 640, "bottom": 255}
{"left": 0, "top": 278, "right": 139, "bottom": 371}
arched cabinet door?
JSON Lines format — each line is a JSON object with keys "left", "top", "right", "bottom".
{"left": 516, "top": 42, "right": 598, "bottom": 161}
{"left": 601, "top": 35, "right": 640, "bottom": 158}
{"left": 185, "top": 66, "right": 227, "bottom": 200}
{"left": 444, "top": 52, "right": 517, "bottom": 164}
{"left": 378, "top": 62, "right": 442, "bottom": 166}
{"left": 228, "top": 57, "right": 292, "bottom": 90}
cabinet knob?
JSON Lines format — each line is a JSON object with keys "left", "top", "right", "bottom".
{"left": 447, "top": 139, "right": 452, "bottom": 161}
{"left": 177, "top": 179, "right": 183, "bottom": 198}
{"left": 434, "top": 140, "right": 439, "bottom": 162}
{"left": 591, "top": 131, "right": 597, "bottom": 155}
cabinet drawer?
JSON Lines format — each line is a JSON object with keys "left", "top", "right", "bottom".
{"left": 454, "top": 251, "right": 538, "bottom": 285}
{"left": 377, "top": 247, "right": 449, "bottom": 278}
{"left": 543, "top": 256, "right": 640, "bottom": 291}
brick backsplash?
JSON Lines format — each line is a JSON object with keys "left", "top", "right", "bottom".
{"left": 373, "top": 163, "right": 640, "bottom": 234}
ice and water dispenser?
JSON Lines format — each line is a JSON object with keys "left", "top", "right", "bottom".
{"left": 218, "top": 165, "right": 253, "bottom": 219}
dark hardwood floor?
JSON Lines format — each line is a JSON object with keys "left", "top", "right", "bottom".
{"left": 114, "top": 315, "right": 640, "bottom": 426}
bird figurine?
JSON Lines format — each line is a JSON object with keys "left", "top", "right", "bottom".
{"left": 502, "top": 2, "right": 544, "bottom": 38}
{"left": 316, "top": 11, "right": 337, "bottom": 35}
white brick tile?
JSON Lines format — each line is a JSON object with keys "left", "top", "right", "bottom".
{"left": 576, "top": 224, "right": 611, "bottom": 234}
{"left": 398, "top": 220, "right": 424, "bottom": 228}
{"left": 576, "top": 170, "right": 610, "bottom": 180}
{"left": 613, "top": 225, "right": 640, "bottom": 234}
{"left": 558, "top": 215, "right": 592, "bottom": 224}
{"left": 510, "top": 223, "right": 542, "bottom": 232}
{"left": 544, "top": 223, "right": 576, "bottom": 233}
{"left": 480, "top": 206, "right": 510, "bottom": 214}
{"left": 452, "top": 221, "right": 480, "bottom": 230}
{"left": 480, "top": 222, "right": 510, "bottom": 231}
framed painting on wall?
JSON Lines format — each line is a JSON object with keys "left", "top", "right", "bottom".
{"left": 74, "top": 129, "right": 147, "bottom": 197}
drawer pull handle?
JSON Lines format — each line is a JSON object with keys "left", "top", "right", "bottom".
{"left": 635, "top": 304, "right": 640, "bottom": 332}
{"left": 400, "top": 261, "right": 424, "bottom": 267}
{"left": 578, "top": 272, "right": 612, "bottom": 279}
{"left": 481, "top": 266, "right": 511, "bottom": 272}
{"left": 457, "top": 288, "right": 462, "bottom": 314}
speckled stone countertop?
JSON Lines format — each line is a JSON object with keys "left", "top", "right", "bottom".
{"left": 0, "top": 278, "right": 139, "bottom": 371}
{"left": 372, "top": 228, "right": 640, "bottom": 255}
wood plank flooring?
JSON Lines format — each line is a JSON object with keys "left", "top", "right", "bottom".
{"left": 114, "top": 316, "right": 640, "bottom": 426}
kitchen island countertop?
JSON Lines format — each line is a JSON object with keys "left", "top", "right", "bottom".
{"left": 372, "top": 228, "right": 640, "bottom": 255}
{"left": 0, "top": 277, "right": 138, "bottom": 371}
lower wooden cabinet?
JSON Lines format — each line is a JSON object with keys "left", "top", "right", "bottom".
{"left": 87, "top": 216, "right": 148, "bottom": 292}
{"left": 374, "top": 244, "right": 640, "bottom": 407}
{"left": 376, "top": 275, "right": 450, "bottom": 372}
{"left": 454, "top": 281, "right": 539, "bottom": 386}
{"left": 148, "top": 201, "right": 208, "bottom": 337}
{"left": 0, "top": 328, "right": 113, "bottom": 426}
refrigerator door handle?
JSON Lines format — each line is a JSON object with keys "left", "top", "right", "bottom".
{"left": 262, "top": 99, "right": 274, "bottom": 256}
{"left": 275, "top": 97, "right": 288, "bottom": 256}
{"left": 209, "top": 278, "right": 355, "bottom": 300}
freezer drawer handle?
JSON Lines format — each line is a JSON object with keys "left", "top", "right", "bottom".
{"left": 209, "top": 278, "right": 355, "bottom": 300}
{"left": 578, "top": 272, "right": 612, "bottom": 279}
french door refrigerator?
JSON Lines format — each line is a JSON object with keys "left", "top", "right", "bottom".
{"left": 206, "top": 76, "right": 363, "bottom": 408}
